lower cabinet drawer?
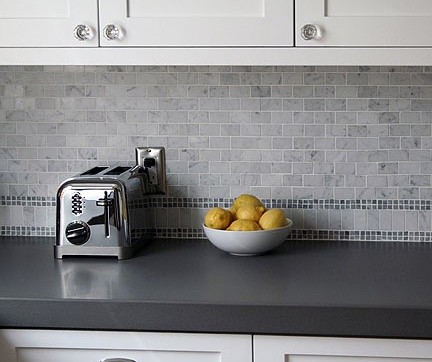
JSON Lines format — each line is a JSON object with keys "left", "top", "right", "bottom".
{"left": 254, "top": 336, "right": 432, "bottom": 362}
{"left": 0, "top": 329, "right": 252, "bottom": 362}
{"left": 17, "top": 347, "right": 218, "bottom": 362}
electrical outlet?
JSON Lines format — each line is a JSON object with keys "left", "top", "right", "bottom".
{"left": 135, "top": 147, "right": 166, "bottom": 194}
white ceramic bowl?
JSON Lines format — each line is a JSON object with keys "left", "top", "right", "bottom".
{"left": 203, "top": 219, "right": 293, "bottom": 256}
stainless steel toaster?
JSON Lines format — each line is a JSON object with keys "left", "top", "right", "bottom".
{"left": 55, "top": 147, "right": 166, "bottom": 259}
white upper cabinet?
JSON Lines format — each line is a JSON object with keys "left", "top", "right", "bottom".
{"left": 296, "top": 0, "right": 432, "bottom": 46}
{"left": 3, "top": 0, "right": 432, "bottom": 64}
{"left": 0, "top": 0, "right": 98, "bottom": 47}
{"left": 98, "top": 0, "right": 293, "bottom": 46}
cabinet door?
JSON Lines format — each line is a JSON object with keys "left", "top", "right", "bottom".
{"left": 296, "top": 0, "right": 432, "bottom": 46}
{"left": 254, "top": 335, "right": 432, "bottom": 362}
{"left": 0, "top": 0, "right": 98, "bottom": 47}
{"left": 0, "top": 329, "right": 251, "bottom": 362}
{"left": 99, "top": 0, "right": 293, "bottom": 46}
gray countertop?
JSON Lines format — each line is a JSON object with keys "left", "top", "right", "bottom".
{"left": 1, "top": 237, "right": 432, "bottom": 338}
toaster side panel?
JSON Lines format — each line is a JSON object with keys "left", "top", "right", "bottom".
{"left": 57, "top": 184, "right": 129, "bottom": 248}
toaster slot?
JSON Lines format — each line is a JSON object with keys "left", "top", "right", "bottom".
{"left": 80, "top": 166, "right": 109, "bottom": 176}
{"left": 103, "top": 166, "right": 132, "bottom": 175}
{"left": 96, "top": 191, "right": 114, "bottom": 238}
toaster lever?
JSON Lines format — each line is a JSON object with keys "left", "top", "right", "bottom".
{"left": 96, "top": 191, "right": 114, "bottom": 238}
{"left": 96, "top": 198, "right": 113, "bottom": 207}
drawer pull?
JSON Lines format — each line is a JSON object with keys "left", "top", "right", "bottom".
{"left": 103, "top": 24, "right": 124, "bottom": 40}
{"left": 300, "top": 24, "right": 321, "bottom": 40}
{"left": 73, "top": 24, "right": 94, "bottom": 41}
{"left": 100, "top": 359, "right": 136, "bottom": 362}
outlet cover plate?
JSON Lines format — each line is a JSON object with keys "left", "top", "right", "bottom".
{"left": 135, "top": 147, "right": 166, "bottom": 194}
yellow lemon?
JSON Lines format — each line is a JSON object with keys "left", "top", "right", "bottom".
{"left": 236, "top": 205, "right": 266, "bottom": 223}
{"left": 259, "top": 209, "right": 288, "bottom": 230}
{"left": 227, "top": 219, "right": 261, "bottom": 231}
{"left": 232, "top": 194, "right": 264, "bottom": 210}
{"left": 204, "top": 207, "right": 231, "bottom": 230}
{"left": 229, "top": 205, "right": 237, "bottom": 221}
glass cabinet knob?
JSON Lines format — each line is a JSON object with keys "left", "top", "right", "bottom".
{"left": 103, "top": 24, "right": 123, "bottom": 40}
{"left": 301, "top": 24, "right": 321, "bottom": 41}
{"left": 73, "top": 24, "right": 94, "bottom": 41}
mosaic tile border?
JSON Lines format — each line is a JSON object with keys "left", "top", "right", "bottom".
{"left": 2, "top": 225, "right": 432, "bottom": 242}
{"left": 152, "top": 228, "right": 432, "bottom": 242}
{"left": 290, "top": 230, "right": 432, "bottom": 242}
{"left": 2, "top": 196, "right": 432, "bottom": 211}
{"left": 142, "top": 197, "right": 432, "bottom": 211}
{"left": 0, "top": 226, "right": 55, "bottom": 237}
{"left": 146, "top": 197, "right": 432, "bottom": 211}
{"left": 0, "top": 196, "right": 56, "bottom": 207}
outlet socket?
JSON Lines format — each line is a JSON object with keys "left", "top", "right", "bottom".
{"left": 135, "top": 147, "right": 166, "bottom": 194}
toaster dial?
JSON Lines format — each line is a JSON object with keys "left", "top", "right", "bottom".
{"left": 65, "top": 221, "right": 90, "bottom": 245}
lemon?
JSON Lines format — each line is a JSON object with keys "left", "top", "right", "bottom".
{"left": 232, "top": 194, "right": 264, "bottom": 210}
{"left": 204, "top": 207, "right": 232, "bottom": 230}
{"left": 229, "top": 205, "right": 237, "bottom": 221}
{"left": 236, "top": 205, "right": 266, "bottom": 223}
{"left": 227, "top": 219, "right": 261, "bottom": 231}
{"left": 259, "top": 209, "right": 288, "bottom": 230}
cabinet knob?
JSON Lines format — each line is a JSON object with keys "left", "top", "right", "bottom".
{"left": 73, "top": 24, "right": 94, "bottom": 41}
{"left": 100, "top": 359, "right": 136, "bottom": 362}
{"left": 300, "top": 24, "right": 321, "bottom": 41}
{"left": 103, "top": 24, "right": 123, "bottom": 40}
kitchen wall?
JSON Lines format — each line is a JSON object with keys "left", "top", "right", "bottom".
{"left": 1, "top": 65, "right": 432, "bottom": 241}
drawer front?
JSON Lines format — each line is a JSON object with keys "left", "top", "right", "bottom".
{"left": 296, "top": 0, "right": 432, "bottom": 46}
{"left": 0, "top": 330, "right": 251, "bottom": 362}
{"left": 288, "top": 356, "right": 431, "bottom": 362}
{"left": 17, "top": 348, "right": 219, "bottom": 362}
{"left": 0, "top": 0, "right": 98, "bottom": 47}
{"left": 99, "top": 0, "right": 293, "bottom": 46}
{"left": 254, "top": 336, "right": 432, "bottom": 362}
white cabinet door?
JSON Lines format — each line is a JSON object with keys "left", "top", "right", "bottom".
{"left": 254, "top": 335, "right": 432, "bottom": 362}
{"left": 0, "top": 0, "right": 98, "bottom": 47}
{"left": 296, "top": 0, "right": 432, "bottom": 46}
{"left": 0, "top": 329, "right": 251, "bottom": 362}
{"left": 99, "top": 0, "right": 293, "bottom": 46}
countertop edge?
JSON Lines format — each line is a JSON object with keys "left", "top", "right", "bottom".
{"left": 2, "top": 298, "right": 432, "bottom": 339}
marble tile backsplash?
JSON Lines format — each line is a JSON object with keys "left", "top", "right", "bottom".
{"left": 1, "top": 65, "right": 432, "bottom": 241}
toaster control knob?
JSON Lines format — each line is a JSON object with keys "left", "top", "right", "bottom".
{"left": 65, "top": 221, "right": 90, "bottom": 245}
